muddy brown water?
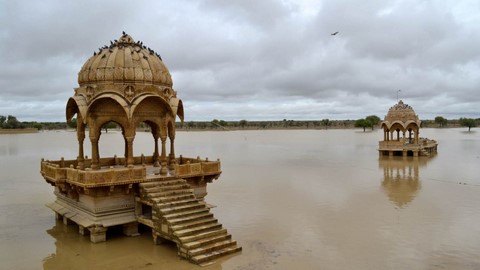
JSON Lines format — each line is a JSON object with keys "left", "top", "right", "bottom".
{"left": 1, "top": 129, "right": 479, "bottom": 270}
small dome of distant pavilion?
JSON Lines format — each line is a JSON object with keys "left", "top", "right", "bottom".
{"left": 384, "top": 100, "right": 419, "bottom": 123}
{"left": 78, "top": 33, "right": 172, "bottom": 87}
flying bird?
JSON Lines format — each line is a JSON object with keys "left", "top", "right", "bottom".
{"left": 331, "top": 31, "right": 339, "bottom": 36}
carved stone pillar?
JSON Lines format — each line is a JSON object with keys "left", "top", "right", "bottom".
{"left": 123, "top": 222, "right": 139, "bottom": 236}
{"left": 169, "top": 136, "right": 176, "bottom": 170}
{"left": 160, "top": 136, "right": 167, "bottom": 175}
{"left": 89, "top": 226, "right": 108, "bottom": 243}
{"left": 90, "top": 136, "right": 99, "bottom": 169}
{"left": 77, "top": 130, "right": 85, "bottom": 169}
{"left": 153, "top": 135, "right": 160, "bottom": 167}
{"left": 126, "top": 136, "right": 134, "bottom": 166}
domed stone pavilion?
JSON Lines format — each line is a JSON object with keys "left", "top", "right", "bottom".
{"left": 378, "top": 100, "right": 437, "bottom": 157}
{"left": 41, "top": 33, "right": 241, "bottom": 265}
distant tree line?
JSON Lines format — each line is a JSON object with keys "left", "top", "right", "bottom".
{"left": 0, "top": 114, "right": 66, "bottom": 130}
{"left": 177, "top": 119, "right": 360, "bottom": 130}
{"left": 1, "top": 114, "right": 478, "bottom": 132}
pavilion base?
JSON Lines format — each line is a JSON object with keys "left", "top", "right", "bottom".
{"left": 47, "top": 188, "right": 137, "bottom": 243}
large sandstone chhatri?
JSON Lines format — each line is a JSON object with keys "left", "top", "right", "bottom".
{"left": 41, "top": 33, "right": 241, "bottom": 265}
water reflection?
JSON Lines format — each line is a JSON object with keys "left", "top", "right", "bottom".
{"left": 379, "top": 156, "right": 432, "bottom": 208}
{"left": 43, "top": 220, "right": 224, "bottom": 270}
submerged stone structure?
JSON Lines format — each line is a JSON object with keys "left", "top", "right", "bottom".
{"left": 40, "top": 33, "right": 241, "bottom": 265}
{"left": 378, "top": 100, "right": 438, "bottom": 157}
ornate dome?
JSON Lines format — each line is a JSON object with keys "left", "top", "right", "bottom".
{"left": 384, "top": 100, "right": 419, "bottom": 123}
{"left": 78, "top": 33, "right": 172, "bottom": 87}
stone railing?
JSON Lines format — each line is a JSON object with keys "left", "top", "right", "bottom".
{"left": 379, "top": 141, "right": 405, "bottom": 147}
{"left": 65, "top": 166, "right": 146, "bottom": 187}
{"left": 41, "top": 155, "right": 221, "bottom": 187}
{"left": 174, "top": 159, "right": 221, "bottom": 177}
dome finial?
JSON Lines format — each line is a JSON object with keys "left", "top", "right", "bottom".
{"left": 118, "top": 32, "right": 135, "bottom": 44}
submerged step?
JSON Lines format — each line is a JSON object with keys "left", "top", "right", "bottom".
{"left": 183, "top": 233, "right": 231, "bottom": 250}
{"left": 188, "top": 239, "right": 237, "bottom": 257}
{"left": 191, "top": 246, "right": 242, "bottom": 264}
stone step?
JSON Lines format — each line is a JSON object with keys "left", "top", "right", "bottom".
{"left": 143, "top": 184, "right": 191, "bottom": 193}
{"left": 171, "top": 217, "right": 218, "bottom": 231}
{"left": 191, "top": 246, "right": 242, "bottom": 265}
{"left": 178, "top": 228, "right": 228, "bottom": 243}
{"left": 146, "top": 189, "right": 195, "bottom": 198}
{"left": 188, "top": 239, "right": 237, "bottom": 257}
{"left": 151, "top": 194, "right": 196, "bottom": 203}
{"left": 136, "top": 215, "right": 154, "bottom": 228}
{"left": 163, "top": 208, "right": 210, "bottom": 220}
{"left": 183, "top": 233, "right": 231, "bottom": 250}
{"left": 160, "top": 202, "right": 206, "bottom": 214}
{"left": 174, "top": 223, "right": 223, "bottom": 238}
{"left": 157, "top": 198, "right": 200, "bottom": 209}
{"left": 168, "top": 212, "right": 214, "bottom": 225}
{"left": 140, "top": 179, "right": 187, "bottom": 189}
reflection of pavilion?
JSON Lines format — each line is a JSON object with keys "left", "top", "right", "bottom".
{"left": 378, "top": 100, "right": 438, "bottom": 157}
{"left": 379, "top": 156, "right": 430, "bottom": 207}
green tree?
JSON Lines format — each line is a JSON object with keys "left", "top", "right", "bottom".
{"left": 434, "top": 116, "right": 448, "bottom": 128}
{"left": 321, "top": 119, "right": 331, "bottom": 129}
{"left": 239, "top": 119, "right": 248, "bottom": 128}
{"left": 102, "top": 121, "right": 117, "bottom": 133}
{"left": 355, "top": 119, "right": 370, "bottom": 132}
{"left": 365, "top": 115, "right": 381, "bottom": 130}
{"left": 4, "top": 115, "right": 21, "bottom": 129}
{"left": 219, "top": 120, "right": 228, "bottom": 127}
{"left": 67, "top": 117, "right": 78, "bottom": 129}
{"left": 0, "top": 115, "right": 6, "bottom": 128}
{"left": 459, "top": 117, "right": 477, "bottom": 132}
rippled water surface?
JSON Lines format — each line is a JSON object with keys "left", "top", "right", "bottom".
{"left": 1, "top": 129, "right": 479, "bottom": 270}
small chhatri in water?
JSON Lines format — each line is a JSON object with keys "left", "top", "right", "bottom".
{"left": 378, "top": 100, "right": 438, "bottom": 157}
{"left": 40, "top": 33, "right": 241, "bottom": 265}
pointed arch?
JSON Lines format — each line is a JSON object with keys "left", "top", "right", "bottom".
{"left": 66, "top": 96, "right": 88, "bottom": 123}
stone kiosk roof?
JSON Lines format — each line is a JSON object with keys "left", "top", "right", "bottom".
{"left": 78, "top": 33, "right": 172, "bottom": 87}
{"left": 384, "top": 100, "right": 419, "bottom": 124}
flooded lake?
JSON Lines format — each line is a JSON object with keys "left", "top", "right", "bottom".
{"left": 1, "top": 128, "right": 479, "bottom": 269}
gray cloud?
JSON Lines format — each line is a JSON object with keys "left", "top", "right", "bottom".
{"left": 0, "top": 0, "right": 479, "bottom": 122}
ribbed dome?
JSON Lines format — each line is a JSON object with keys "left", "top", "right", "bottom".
{"left": 384, "top": 100, "right": 418, "bottom": 123}
{"left": 78, "top": 33, "right": 172, "bottom": 86}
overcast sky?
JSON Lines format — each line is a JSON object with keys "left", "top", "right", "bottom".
{"left": 1, "top": 0, "right": 479, "bottom": 122}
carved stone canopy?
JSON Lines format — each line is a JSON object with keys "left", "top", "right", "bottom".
{"left": 66, "top": 33, "right": 184, "bottom": 170}
{"left": 78, "top": 33, "right": 172, "bottom": 87}
{"left": 384, "top": 100, "right": 419, "bottom": 124}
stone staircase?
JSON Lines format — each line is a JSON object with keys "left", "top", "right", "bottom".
{"left": 420, "top": 149, "right": 430, "bottom": 157}
{"left": 137, "top": 179, "right": 241, "bottom": 265}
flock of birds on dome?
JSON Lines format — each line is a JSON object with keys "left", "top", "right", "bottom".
{"left": 92, "top": 31, "right": 163, "bottom": 62}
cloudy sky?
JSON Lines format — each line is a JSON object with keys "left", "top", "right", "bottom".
{"left": 1, "top": 0, "right": 479, "bottom": 122}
